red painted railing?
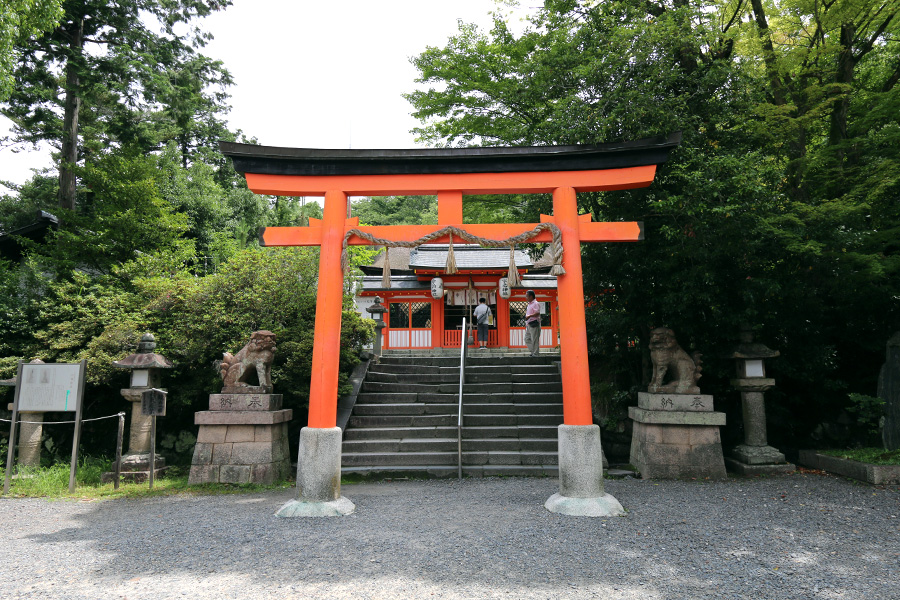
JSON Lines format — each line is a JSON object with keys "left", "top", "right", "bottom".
{"left": 443, "top": 328, "right": 498, "bottom": 348}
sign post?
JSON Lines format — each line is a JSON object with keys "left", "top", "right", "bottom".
{"left": 113, "top": 412, "right": 125, "bottom": 490}
{"left": 3, "top": 360, "right": 86, "bottom": 495}
{"left": 141, "top": 388, "right": 166, "bottom": 489}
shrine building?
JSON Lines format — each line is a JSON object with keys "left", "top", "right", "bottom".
{"left": 356, "top": 244, "right": 558, "bottom": 351}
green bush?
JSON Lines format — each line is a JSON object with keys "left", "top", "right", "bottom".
{"left": 846, "top": 393, "right": 886, "bottom": 446}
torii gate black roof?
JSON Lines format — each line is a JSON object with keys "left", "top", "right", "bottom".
{"left": 219, "top": 132, "right": 681, "bottom": 177}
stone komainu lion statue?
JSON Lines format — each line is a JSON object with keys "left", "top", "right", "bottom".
{"left": 220, "top": 330, "right": 277, "bottom": 392}
{"left": 648, "top": 327, "right": 702, "bottom": 394}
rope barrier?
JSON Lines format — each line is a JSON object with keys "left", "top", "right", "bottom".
{"left": 0, "top": 412, "right": 126, "bottom": 425}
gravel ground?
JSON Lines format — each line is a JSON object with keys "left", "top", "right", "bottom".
{"left": 1, "top": 473, "right": 899, "bottom": 600}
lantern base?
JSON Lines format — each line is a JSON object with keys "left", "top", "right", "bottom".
{"left": 724, "top": 458, "right": 795, "bottom": 476}
{"left": 731, "top": 444, "right": 787, "bottom": 465}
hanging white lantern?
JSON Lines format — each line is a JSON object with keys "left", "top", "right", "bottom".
{"left": 498, "top": 277, "right": 511, "bottom": 299}
{"left": 430, "top": 277, "right": 444, "bottom": 299}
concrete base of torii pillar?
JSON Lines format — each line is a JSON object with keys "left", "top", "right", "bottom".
{"left": 275, "top": 427, "right": 355, "bottom": 517}
{"left": 545, "top": 424, "right": 625, "bottom": 517}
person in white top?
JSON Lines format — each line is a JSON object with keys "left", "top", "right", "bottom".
{"left": 473, "top": 297, "right": 492, "bottom": 349}
{"left": 524, "top": 289, "right": 541, "bottom": 356}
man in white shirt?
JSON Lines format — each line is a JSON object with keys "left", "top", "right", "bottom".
{"left": 473, "top": 297, "right": 491, "bottom": 349}
{"left": 524, "top": 289, "right": 541, "bottom": 356}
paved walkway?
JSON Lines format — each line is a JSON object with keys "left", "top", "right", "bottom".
{"left": 2, "top": 473, "right": 898, "bottom": 599}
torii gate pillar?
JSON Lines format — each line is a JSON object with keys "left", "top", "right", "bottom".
{"left": 220, "top": 134, "right": 680, "bottom": 517}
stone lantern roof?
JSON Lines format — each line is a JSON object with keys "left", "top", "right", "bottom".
{"left": 731, "top": 328, "right": 779, "bottom": 360}
{"left": 113, "top": 333, "right": 174, "bottom": 370}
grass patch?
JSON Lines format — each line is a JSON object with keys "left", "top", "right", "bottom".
{"left": 819, "top": 447, "right": 900, "bottom": 465}
{"left": 0, "top": 461, "right": 294, "bottom": 500}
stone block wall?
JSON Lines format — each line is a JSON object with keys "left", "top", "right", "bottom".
{"left": 188, "top": 394, "right": 292, "bottom": 485}
{"left": 629, "top": 393, "right": 727, "bottom": 479}
{"left": 189, "top": 422, "right": 291, "bottom": 484}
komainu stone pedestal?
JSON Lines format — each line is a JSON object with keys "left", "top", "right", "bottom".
{"left": 276, "top": 427, "right": 355, "bottom": 517}
{"left": 189, "top": 393, "right": 291, "bottom": 485}
{"left": 629, "top": 392, "right": 727, "bottom": 479}
{"left": 544, "top": 424, "right": 624, "bottom": 517}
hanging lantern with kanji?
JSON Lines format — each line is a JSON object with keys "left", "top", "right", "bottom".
{"left": 430, "top": 277, "right": 444, "bottom": 299}
{"left": 498, "top": 277, "right": 511, "bottom": 299}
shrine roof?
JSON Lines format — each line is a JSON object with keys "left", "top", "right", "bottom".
{"left": 358, "top": 273, "right": 558, "bottom": 292}
{"left": 361, "top": 244, "right": 554, "bottom": 275}
{"left": 409, "top": 244, "right": 533, "bottom": 271}
{"left": 219, "top": 133, "right": 681, "bottom": 177}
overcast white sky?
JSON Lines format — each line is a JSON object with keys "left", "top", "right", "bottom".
{"left": 0, "top": 0, "right": 535, "bottom": 193}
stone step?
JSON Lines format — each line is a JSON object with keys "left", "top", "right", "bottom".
{"left": 360, "top": 381, "right": 563, "bottom": 394}
{"left": 360, "top": 382, "right": 442, "bottom": 394}
{"left": 376, "top": 356, "right": 463, "bottom": 367}
{"left": 342, "top": 425, "right": 559, "bottom": 441}
{"left": 342, "top": 450, "right": 559, "bottom": 467}
{"left": 462, "top": 425, "right": 559, "bottom": 439}
{"left": 349, "top": 414, "right": 457, "bottom": 428}
{"left": 464, "top": 382, "right": 563, "bottom": 393}
{"left": 365, "top": 372, "right": 459, "bottom": 384}
{"left": 355, "top": 393, "right": 421, "bottom": 404}
{"left": 343, "top": 426, "right": 457, "bottom": 441}
{"left": 340, "top": 465, "right": 559, "bottom": 478}
{"left": 351, "top": 402, "right": 563, "bottom": 417}
{"left": 342, "top": 437, "right": 558, "bottom": 453}
{"left": 364, "top": 371, "right": 561, "bottom": 384}
{"left": 342, "top": 451, "right": 456, "bottom": 466}
{"left": 343, "top": 438, "right": 457, "bottom": 453}
{"left": 415, "top": 392, "right": 563, "bottom": 404}
{"left": 349, "top": 411, "right": 561, "bottom": 428}
{"left": 378, "top": 355, "right": 559, "bottom": 367}
{"left": 369, "top": 364, "right": 559, "bottom": 376}
{"left": 466, "top": 373, "right": 559, "bottom": 384}
{"left": 460, "top": 402, "right": 563, "bottom": 415}
{"left": 354, "top": 392, "right": 563, "bottom": 405}
{"left": 463, "top": 414, "right": 563, "bottom": 427}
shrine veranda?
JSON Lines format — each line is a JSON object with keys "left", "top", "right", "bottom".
{"left": 220, "top": 133, "right": 680, "bottom": 516}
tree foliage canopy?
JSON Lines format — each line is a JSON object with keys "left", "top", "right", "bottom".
{"left": 406, "top": 0, "right": 900, "bottom": 449}
{"left": 0, "top": 0, "right": 63, "bottom": 101}
{"left": 2, "top": 0, "right": 234, "bottom": 209}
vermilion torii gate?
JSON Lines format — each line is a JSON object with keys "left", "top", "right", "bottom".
{"left": 221, "top": 133, "right": 680, "bottom": 517}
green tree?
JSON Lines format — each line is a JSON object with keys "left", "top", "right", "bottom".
{"left": 0, "top": 172, "right": 58, "bottom": 232}
{"left": 406, "top": 0, "right": 900, "bottom": 448}
{"left": 0, "top": 0, "right": 62, "bottom": 100}
{"left": 352, "top": 195, "right": 437, "bottom": 225}
{"left": 2, "top": 0, "right": 232, "bottom": 210}
{"left": 35, "top": 151, "right": 192, "bottom": 278}
{"left": 155, "top": 143, "right": 229, "bottom": 256}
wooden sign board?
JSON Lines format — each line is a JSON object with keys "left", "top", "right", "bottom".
{"left": 16, "top": 362, "right": 84, "bottom": 412}
{"left": 141, "top": 389, "right": 167, "bottom": 417}
{"left": 4, "top": 360, "right": 87, "bottom": 495}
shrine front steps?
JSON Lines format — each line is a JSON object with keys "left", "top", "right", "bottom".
{"left": 359, "top": 381, "right": 563, "bottom": 394}
{"left": 341, "top": 354, "right": 564, "bottom": 478}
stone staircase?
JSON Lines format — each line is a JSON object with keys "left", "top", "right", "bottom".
{"left": 341, "top": 351, "right": 563, "bottom": 478}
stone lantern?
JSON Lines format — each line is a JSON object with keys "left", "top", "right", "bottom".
{"left": 109, "top": 333, "right": 173, "bottom": 481}
{"left": 726, "top": 327, "right": 794, "bottom": 475}
{"left": 366, "top": 296, "right": 387, "bottom": 357}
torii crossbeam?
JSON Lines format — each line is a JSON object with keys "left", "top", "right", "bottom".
{"left": 221, "top": 133, "right": 680, "bottom": 517}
